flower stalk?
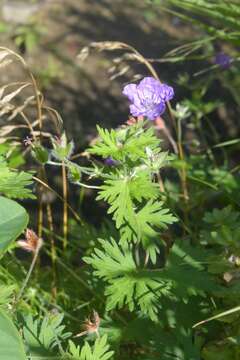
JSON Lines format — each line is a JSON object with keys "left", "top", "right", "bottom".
{"left": 15, "top": 230, "right": 43, "bottom": 306}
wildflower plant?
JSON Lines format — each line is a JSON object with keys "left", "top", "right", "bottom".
{"left": 43, "top": 75, "right": 219, "bottom": 359}
{"left": 0, "top": 4, "right": 240, "bottom": 357}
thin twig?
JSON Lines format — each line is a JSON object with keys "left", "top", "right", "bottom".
{"left": 33, "top": 176, "right": 84, "bottom": 224}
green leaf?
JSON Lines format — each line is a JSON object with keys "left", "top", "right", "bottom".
{"left": 68, "top": 335, "right": 114, "bottom": 360}
{"left": 158, "top": 243, "right": 219, "bottom": 299}
{"left": 85, "top": 240, "right": 217, "bottom": 321}
{"left": 23, "top": 313, "right": 71, "bottom": 358}
{"left": 202, "top": 343, "right": 235, "bottom": 360}
{"left": 213, "top": 138, "right": 240, "bottom": 148}
{"left": 89, "top": 126, "right": 120, "bottom": 159}
{"left": 0, "top": 284, "right": 16, "bottom": 309}
{"left": 0, "top": 309, "right": 26, "bottom": 360}
{"left": 89, "top": 124, "right": 160, "bottom": 162}
{"left": 128, "top": 170, "right": 159, "bottom": 201}
{"left": 0, "top": 157, "right": 34, "bottom": 199}
{"left": 97, "top": 175, "right": 175, "bottom": 256}
{"left": 52, "top": 133, "right": 74, "bottom": 161}
{"left": 84, "top": 238, "right": 171, "bottom": 321}
{"left": 120, "top": 200, "right": 177, "bottom": 262}
{"left": 97, "top": 178, "right": 136, "bottom": 229}
{"left": 32, "top": 145, "right": 49, "bottom": 164}
{"left": 201, "top": 206, "right": 240, "bottom": 248}
{"left": 0, "top": 196, "right": 28, "bottom": 256}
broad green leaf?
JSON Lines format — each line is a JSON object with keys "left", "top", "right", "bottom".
{"left": 0, "top": 309, "right": 26, "bottom": 360}
{"left": 0, "top": 196, "right": 28, "bottom": 256}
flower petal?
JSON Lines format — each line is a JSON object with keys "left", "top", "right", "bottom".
{"left": 139, "top": 77, "right": 160, "bottom": 89}
{"left": 159, "top": 84, "right": 174, "bottom": 102}
{"left": 129, "top": 103, "right": 145, "bottom": 117}
{"left": 145, "top": 102, "right": 166, "bottom": 120}
{"left": 122, "top": 83, "right": 138, "bottom": 102}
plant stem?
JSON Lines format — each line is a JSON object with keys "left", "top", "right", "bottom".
{"left": 15, "top": 245, "right": 41, "bottom": 306}
{"left": 157, "top": 172, "right": 165, "bottom": 193}
{"left": 46, "top": 202, "right": 57, "bottom": 299}
{"left": 177, "top": 117, "right": 189, "bottom": 202}
{"left": 38, "top": 174, "right": 44, "bottom": 238}
{"left": 62, "top": 162, "right": 68, "bottom": 250}
{"left": 33, "top": 176, "right": 84, "bottom": 224}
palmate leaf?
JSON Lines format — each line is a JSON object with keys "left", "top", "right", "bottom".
{"left": 92, "top": 123, "right": 175, "bottom": 261}
{"left": 97, "top": 172, "right": 159, "bottom": 227}
{"left": 84, "top": 239, "right": 217, "bottom": 322}
{"left": 97, "top": 176, "right": 176, "bottom": 261}
{"left": 23, "top": 313, "right": 71, "bottom": 359}
{"left": 121, "top": 200, "right": 177, "bottom": 262}
{"left": 97, "top": 178, "right": 136, "bottom": 229}
{"left": 0, "top": 157, "right": 34, "bottom": 199}
{"left": 89, "top": 124, "right": 160, "bottom": 162}
{"left": 97, "top": 173, "right": 168, "bottom": 222}
{"left": 128, "top": 170, "right": 159, "bottom": 201}
{"left": 159, "top": 242, "right": 220, "bottom": 300}
{"left": 109, "top": 296, "right": 208, "bottom": 360}
{"left": 201, "top": 206, "right": 240, "bottom": 248}
{"left": 88, "top": 126, "right": 120, "bottom": 159}
{"left": 85, "top": 238, "right": 170, "bottom": 322}
{"left": 68, "top": 335, "right": 114, "bottom": 360}
{"left": 123, "top": 126, "right": 160, "bottom": 161}
{"left": 123, "top": 319, "right": 200, "bottom": 360}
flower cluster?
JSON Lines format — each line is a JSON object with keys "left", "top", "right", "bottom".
{"left": 123, "top": 77, "right": 174, "bottom": 121}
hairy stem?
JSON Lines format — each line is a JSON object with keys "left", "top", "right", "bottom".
{"left": 15, "top": 245, "right": 41, "bottom": 306}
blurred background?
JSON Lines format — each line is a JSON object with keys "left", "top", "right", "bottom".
{"left": 2, "top": 0, "right": 238, "bottom": 145}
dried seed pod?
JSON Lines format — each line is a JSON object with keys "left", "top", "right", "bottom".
{"left": 17, "top": 229, "right": 43, "bottom": 253}
{"left": 75, "top": 310, "right": 100, "bottom": 338}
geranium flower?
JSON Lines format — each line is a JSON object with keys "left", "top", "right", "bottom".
{"left": 123, "top": 77, "right": 174, "bottom": 121}
{"left": 214, "top": 52, "right": 232, "bottom": 70}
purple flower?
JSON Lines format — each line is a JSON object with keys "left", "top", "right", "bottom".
{"left": 123, "top": 77, "right": 174, "bottom": 121}
{"left": 214, "top": 52, "right": 232, "bottom": 70}
{"left": 104, "top": 157, "right": 119, "bottom": 167}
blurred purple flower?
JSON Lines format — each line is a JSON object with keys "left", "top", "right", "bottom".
{"left": 123, "top": 77, "right": 174, "bottom": 121}
{"left": 214, "top": 52, "right": 232, "bottom": 69}
{"left": 104, "top": 157, "right": 119, "bottom": 166}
